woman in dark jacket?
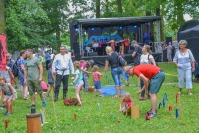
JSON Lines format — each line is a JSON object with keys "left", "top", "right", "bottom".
{"left": 104, "top": 46, "right": 123, "bottom": 98}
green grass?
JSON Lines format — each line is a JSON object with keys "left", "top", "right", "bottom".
{"left": 0, "top": 63, "right": 198, "bottom": 133}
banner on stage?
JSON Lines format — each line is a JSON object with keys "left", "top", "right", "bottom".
{"left": 0, "top": 35, "right": 7, "bottom": 71}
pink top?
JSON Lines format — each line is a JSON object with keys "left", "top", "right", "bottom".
{"left": 122, "top": 98, "right": 133, "bottom": 108}
{"left": 92, "top": 71, "right": 101, "bottom": 81}
{"left": 41, "top": 81, "right": 48, "bottom": 90}
{"left": 80, "top": 62, "right": 86, "bottom": 69}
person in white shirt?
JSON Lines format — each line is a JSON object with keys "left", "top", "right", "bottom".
{"left": 52, "top": 46, "right": 74, "bottom": 101}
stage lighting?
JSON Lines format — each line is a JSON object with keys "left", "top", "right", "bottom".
{"left": 75, "top": 28, "right": 79, "bottom": 31}
{"left": 134, "top": 25, "right": 137, "bottom": 28}
{"left": 92, "top": 28, "right": 95, "bottom": 31}
{"left": 119, "top": 26, "right": 122, "bottom": 29}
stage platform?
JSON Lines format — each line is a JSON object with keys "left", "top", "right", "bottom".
{"left": 80, "top": 53, "right": 162, "bottom": 67}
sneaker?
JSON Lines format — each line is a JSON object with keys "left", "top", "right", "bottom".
{"left": 42, "top": 99, "right": 47, "bottom": 107}
{"left": 189, "top": 93, "right": 192, "bottom": 95}
{"left": 100, "top": 95, "right": 103, "bottom": 97}
{"left": 0, "top": 106, "right": 4, "bottom": 109}
{"left": 149, "top": 113, "right": 157, "bottom": 118}
{"left": 178, "top": 91, "right": 181, "bottom": 95}
{"left": 5, "top": 112, "right": 10, "bottom": 116}
{"left": 148, "top": 109, "right": 158, "bottom": 114}
{"left": 4, "top": 110, "right": 8, "bottom": 115}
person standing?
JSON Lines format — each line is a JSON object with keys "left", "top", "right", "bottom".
{"left": 105, "top": 46, "right": 123, "bottom": 98}
{"left": 124, "top": 37, "right": 130, "bottom": 54}
{"left": 24, "top": 49, "right": 46, "bottom": 107}
{"left": 132, "top": 40, "right": 142, "bottom": 86}
{"left": 125, "top": 64, "right": 165, "bottom": 118}
{"left": 173, "top": 40, "right": 195, "bottom": 95}
{"left": 17, "top": 50, "right": 28, "bottom": 100}
{"left": 165, "top": 42, "right": 173, "bottom": 63}
{"left": 45, "top": 51, "right": 51, "bottom": 70}
{"left": 52, "top": 46, "right": 74, "bottom": 101}
{"left": 132, "top": 40, "right": 142, "bottom": 66}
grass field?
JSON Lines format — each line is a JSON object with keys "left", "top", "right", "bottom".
{"left": 0, "top": 63, "right": 198, "bottom": 133}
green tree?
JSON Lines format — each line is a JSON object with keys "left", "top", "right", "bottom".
{"left": 0, "top": 0, "right": 6, "bottom": 34}
{"left": 6, "top": 0, "right": 50, "bottom": 51}
{"left": 41, "top": 0, "right": 70, "bottom": 49}
{"left": 96, "top": 0, "right": 101, "bottom": 18}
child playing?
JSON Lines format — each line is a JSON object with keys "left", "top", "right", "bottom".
{"left": 92, "top": 65, "right": 103, "bottom": 97}
{"left": 0, "top": 76, "right": 15, "bottom": 116}
{"left": 73, "top": 61, "right": 84, "bottom": 106}
{"left": 46, "top": 63, "right": 54, "bottom": 98}
{"left": 120, "top": 92, "right": 134, "bottom": 113}
{"left": 80, "top": 60, "right": 91, "bottom": 92}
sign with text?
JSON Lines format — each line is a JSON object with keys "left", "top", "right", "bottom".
{"left": 0, "top": 35, "right": 7, "bottom": 71}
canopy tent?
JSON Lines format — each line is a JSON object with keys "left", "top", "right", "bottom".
{"left": 178, "top": 20, "right": 199, "bottom": 62}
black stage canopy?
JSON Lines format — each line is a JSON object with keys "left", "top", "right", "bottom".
{"left": 71, "top": 16, "right": 161, "bottom": 27}
{"left": 178, "top": 20, "right": 199, "bottom": 62}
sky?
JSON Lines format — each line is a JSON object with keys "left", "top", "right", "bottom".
{"left": 184, "top": 14, "right": 192, "bottom": 21}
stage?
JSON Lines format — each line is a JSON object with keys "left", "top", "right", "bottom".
{"left": 80, "top": 53, "right": 162, "bottom": 67}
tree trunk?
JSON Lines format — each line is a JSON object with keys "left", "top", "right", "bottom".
{"left": 96, "top": 0, "right": 100, "bottom": 18}
{"left": 156, "top": 7, "right": 164, "bottom": 41}
{"left": 117, "top": 0, "right": 122, "bottom": 14}
{"left": 0, "top": 0, "right": 6, "bottom": 34}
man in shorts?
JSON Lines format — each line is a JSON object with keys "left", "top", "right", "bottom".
{"left": 24, "top": 49, "right": 46, "bottom": 108}
{"left": 125, "top": 64, "right": 165, "bottom": 118}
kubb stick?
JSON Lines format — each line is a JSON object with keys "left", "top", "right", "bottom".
{"left": 51, "top": 94, "right": 58, "bottom": 126}
{"left": 40, "top": 109, "right": 46, "bottom": 124}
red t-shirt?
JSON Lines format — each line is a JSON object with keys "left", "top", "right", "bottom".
{"left": 92, "top": 71, "right": 101, "bottom": 81}
{"left": 133, "top": 64, "right": 160, "bottom": 79}
{"left": 122, "top": 98, "right": 133, "bottom": 108}
{"left": 124, "top": 39, "right": 130, "bottom": 46}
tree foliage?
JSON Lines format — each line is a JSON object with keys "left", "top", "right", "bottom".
{"left": 1, "top": 0, "right": 199, "bottom": 51}
{"left": 6, "top": 0, "right": 50, "bottom": 51}
{"left": 0, "top": 0, "right": 6, "bottom": 34}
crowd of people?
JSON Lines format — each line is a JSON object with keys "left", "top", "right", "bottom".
{"left": 0, "top": 39, "right": 195, "bottom": 118}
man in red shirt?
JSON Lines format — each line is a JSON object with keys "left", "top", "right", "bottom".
{"left": 124, "top": 37, "right": 130, "bottom": 54}
{"left": 125, "top": 64, "right": 165, "bottom": 118}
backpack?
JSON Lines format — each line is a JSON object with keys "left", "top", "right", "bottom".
{"left": 148, "top": 54, "right": 158, "bottom": 66}
{"left": 12, "top": 60, "right": 19, "bottom": 77}
{"left": 117, "top": 53, "right": 127, "bottom": 67}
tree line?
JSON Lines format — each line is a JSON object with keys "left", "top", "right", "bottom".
{"left": 0, "top": 0, "right": 198, "bottom": 51}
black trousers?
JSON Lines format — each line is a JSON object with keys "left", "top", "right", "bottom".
{"left": 124, "top": 46, "right": 129, "bottom": 54}
{"left": 46, "top": 60, "right": 51, "bottom": 70}
{"left": 54, "top": 74, "right": 69, "bottom": 96}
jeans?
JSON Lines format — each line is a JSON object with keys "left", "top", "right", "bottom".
{"left": 178, "top": 68, "right": 192, "bottom": 89}
{"left": 123, "top": 71, "right": 129, "bottom": 81}
{"left": 54, "top": 74, "right": 69, "bottom": 96}
{"left": 111, "top": 67, "right": 123, "bottom": 87}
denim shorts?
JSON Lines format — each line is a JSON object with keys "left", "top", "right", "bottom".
{"left": 94, "top": 81, "right": 101, "bottom": 90}
{"left": 111, "top": 67, "right": 123, "bottom": 87}
{"left": 150, "top": 71, "right": 165, "bottom": 94}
